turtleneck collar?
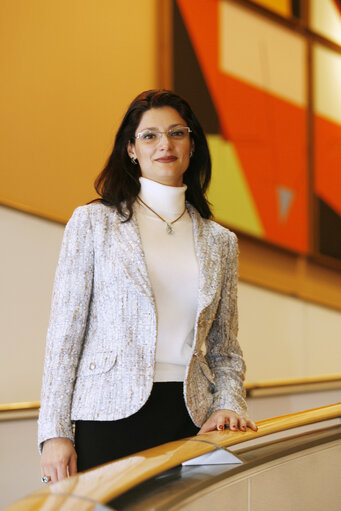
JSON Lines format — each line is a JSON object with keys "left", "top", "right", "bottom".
{"left": 138, "top": 177, "right": 187, "bottom": 219}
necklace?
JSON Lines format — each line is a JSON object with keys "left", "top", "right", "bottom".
{"left": 137, "top": 197, "right": 186, "bottom": 234}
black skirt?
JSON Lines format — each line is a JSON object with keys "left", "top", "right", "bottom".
{"left": 75, "top": 382, "right": 199, "bottom": 472}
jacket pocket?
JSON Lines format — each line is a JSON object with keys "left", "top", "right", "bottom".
{"left": 77, "top": 350, "right": 117, "bottom": 377}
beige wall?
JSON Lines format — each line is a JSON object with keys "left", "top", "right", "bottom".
{"left": 239, "top": 282, "right": 341, "bottom": 382}
{"left": 1, "top": 204, "right": 341, "bottom": 404}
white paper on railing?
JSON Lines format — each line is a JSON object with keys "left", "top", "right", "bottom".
{"left": 182, "top": 448, "right": 243, "bottom": 465}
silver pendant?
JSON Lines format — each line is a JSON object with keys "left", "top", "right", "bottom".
{"left": 166, "top": 223, "right": 174, "bottom": 234}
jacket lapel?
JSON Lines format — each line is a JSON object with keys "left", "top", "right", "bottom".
{"left": 187, "top": 204, "right": 222, "bottom": 318}
{"left": 111, "top": 209, "right": 155, "bottom": 306}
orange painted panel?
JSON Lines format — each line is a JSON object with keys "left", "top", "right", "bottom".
{"left": 314, "top": 115, "right": 341, "bottom": 216}
{"left": 0, "top": 0, "right": 158, "bottom": 223}
{"left": 251, "top": 0, "right": 292, "bottom": 17}
{"left": 177, "top": 0, "right": 309, "bottom": 253}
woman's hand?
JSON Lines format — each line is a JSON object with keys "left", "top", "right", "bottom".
{"left": 41, "top": 437, "right": 77, "bottom": 483}
{"left": 198, "top": 409, "right": 258, "bottom": 434}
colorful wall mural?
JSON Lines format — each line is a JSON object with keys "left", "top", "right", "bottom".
{"left": 173, "top": 0, "right": 341, "bottom": 262}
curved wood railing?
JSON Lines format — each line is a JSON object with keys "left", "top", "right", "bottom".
{"left": 33, "top": 402, "right": 341, "bottom": 505}
{"left": 245, "top": 373, "right": 341, "bottom": 396}
{"left": 1, "top": 375, "right": 341, "bottom": 417}
{"left": 0, "top": 401, "right": 40, "bottom": 413}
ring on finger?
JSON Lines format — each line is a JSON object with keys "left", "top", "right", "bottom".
{"left": 41, "top": 475, "right": 51, "bottom": 484}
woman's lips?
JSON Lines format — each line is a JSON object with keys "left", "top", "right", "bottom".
{"left": 155, "top": 156, "right": 177, "bottom": 162}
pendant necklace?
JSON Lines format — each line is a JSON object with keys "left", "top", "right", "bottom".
{"left": 137, "top": 197, "right": 186, "bottom": 234}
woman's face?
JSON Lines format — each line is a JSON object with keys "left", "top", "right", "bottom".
{"left": 127, "top": 106, "right": 194, "bottom": 187}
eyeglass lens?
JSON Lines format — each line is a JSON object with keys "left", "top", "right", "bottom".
{"left": 137, "top": 126, "right": 191, "bottom": 144}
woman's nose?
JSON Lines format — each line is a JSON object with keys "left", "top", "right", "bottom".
{"left": 158, "top": 133, "right": 172, "bottom": 148}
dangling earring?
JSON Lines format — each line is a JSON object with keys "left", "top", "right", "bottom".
{"left": 131, "top": 157, "right": 138, "bottom": 165}
{"left": 190, "top": 150, "right": 194, "bottom": 158}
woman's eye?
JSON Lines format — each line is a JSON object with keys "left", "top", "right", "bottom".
{"left": 171, "top": 130, "right": 185, "bottom": 137}
{"left": 142, "top": 132, "right": 156, "bottom": 140}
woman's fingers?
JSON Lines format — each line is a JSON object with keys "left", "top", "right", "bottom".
{"left": 246, "top": 417, "right": 258, "bottom": 431}
{"left": 230, "top": 414, "right": 258, "bottom": 432}
{"left": 41, "top": 437, "right": 77, "bottom": 483}
{"left": 239, "top": 417, "right": 247, "bottom": 431}
{"left": 57, "top": 462, "right": 68, "bottom": 482}
{"left": 50, "top": 467, "right": 59, "bottom": 484}
{"left": 42, "top": 455, "right": 77, "bottom": 483}
{"left": 198, "top": 412, "right": 225, "bottom": 433}
{"left": 198, "top": 411, "right": 229, "bottom": 434}
{"left": 216, "top": 416, "right": 225, "bottom": 431}
{"left": 228, "top": 415, "right": 239, "bottom": 431}
{"left": 198, "top": 410, "right": 258, "bottom": 435}
{"left": 198, "top": 418, "right": 215, "bottom": 434}
{"left": 41, "top": 466, "right": 57, "bottom": 484}
{"left": 68, "top": 453, "right": 78, "bottom": 477}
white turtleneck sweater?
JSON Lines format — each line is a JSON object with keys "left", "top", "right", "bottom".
{"left": 135, "top": 177, "right": 199, "bottom": 382}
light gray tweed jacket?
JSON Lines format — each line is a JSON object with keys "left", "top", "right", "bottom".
{"left": 38, "top": 202, "right": 247, "bottom": 450}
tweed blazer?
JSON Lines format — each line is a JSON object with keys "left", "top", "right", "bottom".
{"left": 38, "top": 202, "right": 247, "bottom": 450}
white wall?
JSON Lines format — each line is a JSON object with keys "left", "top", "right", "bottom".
{"left": 0, "top": 205, "right": 64, "bottom": 403}
{"left": 238, "top": 282, "right": 341, "bottom": 381}
{"left": 1, "top": 204, "right": 341, "bottom": 404}
{"left": 0, "top": 418, "right": 41, "bottom": 508}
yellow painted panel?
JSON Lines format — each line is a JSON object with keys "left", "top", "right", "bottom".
{"left": 0, "top": 0, "right": 158, "bottom": 223}
{"left": 310, "top": 0, "right": 341, "bottom": 45}
{"left": 219, "top": 1, "right": 307, "bottom": 107}
{"left": 251, "top": 0, "right": 291, "bottom": 17}
{"left": 314, "top": 44, "right": 341, "bottom": 124}
{"left": 207, "top": 135, "right": 264, "bottom": 237}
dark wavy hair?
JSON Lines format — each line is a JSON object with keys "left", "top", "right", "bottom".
{"left": 91, "top": 89, "right": 212, "bottom": 220}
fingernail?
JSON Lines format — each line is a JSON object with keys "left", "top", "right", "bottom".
{"left": 218, "top": 425, "right": 223, "bottom": 430}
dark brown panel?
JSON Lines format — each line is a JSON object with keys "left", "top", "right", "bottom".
{"left": 318, "top": 198, "right": 341, "bottom": 261}
{"left": 291, "top": 0, "right": 301, "bottom": 19}
{"left": 173, "top": 1, "right": 220, "bottom": 134}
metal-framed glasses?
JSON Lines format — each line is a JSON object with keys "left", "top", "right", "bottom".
{"left": 134, "top": 125, "right": 192, "bottom": 145}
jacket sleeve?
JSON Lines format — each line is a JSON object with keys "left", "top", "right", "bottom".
{"left": 37, "top": 206, "right": 94, "bottom": 453}
{"left": 205, "top": 231, "right": 248, "bottom": 417}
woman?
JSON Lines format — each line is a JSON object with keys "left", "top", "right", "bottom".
{"left": 38, "top": 89, "right": 257, "bottom": 484}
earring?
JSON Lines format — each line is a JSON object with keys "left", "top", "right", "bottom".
{"left": 131, "top": 157, "right": 138, "bottom": 165}
{"left": 190, "top": 150, "right": 194, "bottom": 158}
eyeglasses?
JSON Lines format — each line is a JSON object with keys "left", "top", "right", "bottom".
{"left": 134, "top": 126, "right": 192, "bottom": 144}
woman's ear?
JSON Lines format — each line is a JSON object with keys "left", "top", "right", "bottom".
{"left": 127, "top": 141, "right": 136, "bottom": 160}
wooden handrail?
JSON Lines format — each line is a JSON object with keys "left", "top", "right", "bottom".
{"left": 0, "top": 401, "right": 40, "bottom": 413}
{"left": 1, "top": 375, "right": 341, "bottom": 414}
{"left": 245, "top": 373, "right": 341, "bottom": 391}
{"left": 39, "top": 403, "right": 341, "bottom": 505}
